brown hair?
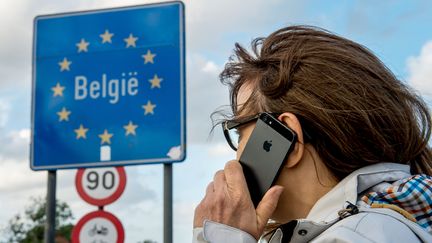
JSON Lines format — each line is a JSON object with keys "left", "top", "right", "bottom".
{"left": 218, "top": 25, "right": 432, "bottom": 180}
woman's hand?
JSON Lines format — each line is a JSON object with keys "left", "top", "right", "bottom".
{"left": 193, "top": 160, "right": 284, "bottom": 240}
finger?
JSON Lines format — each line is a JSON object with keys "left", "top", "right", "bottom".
{"left": 213, "top": 170, "right": 226, "bottom": 192}
{"left": 206, "top": 181, "right": 215, "bottom": 195}
{"left": 224, "top": 160, "right": 248, "bottom": 190}
{"left": 193, "top": 203, "right": 205, "bottom": 227}
{"left": 255, "top": 185, "right": 284, "bottom": 229}
{"left": 195, "top": 182, "right": 215, "bottom": 228}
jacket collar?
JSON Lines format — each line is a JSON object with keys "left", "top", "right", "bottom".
{"left": 306, "top": 162, "right": 411, "bottom": 223}
{"left": 263, "top": 163, "right": 412, "bottom": 243}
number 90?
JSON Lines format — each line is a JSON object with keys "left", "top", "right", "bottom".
{"left": 86, "top": 171, "right": 115, "bottom": 190}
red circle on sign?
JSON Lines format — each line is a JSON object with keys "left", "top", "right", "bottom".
{"left": 72, "top": 210, "right": 124, "bottom": 243}
{"left": 76, "top": 167, "right": 126, "bottom": 206}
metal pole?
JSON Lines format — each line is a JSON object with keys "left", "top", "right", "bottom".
{"left": 44, "top": 170, "right": 57, "bottom": 243}
{"left": 164, "top": 163, "right": 173, "bottom": 243}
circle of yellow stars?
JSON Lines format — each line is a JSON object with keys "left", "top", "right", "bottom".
{"left": 52, "top": 29, "right": 163, "bottom": 145}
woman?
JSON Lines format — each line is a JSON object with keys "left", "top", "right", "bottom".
{"left": 193, "top": 25, "right": 432, "bottom": 242}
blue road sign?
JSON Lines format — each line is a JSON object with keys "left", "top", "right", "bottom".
{"left": 31, "top": 2, "right": 186, "bottom": 170}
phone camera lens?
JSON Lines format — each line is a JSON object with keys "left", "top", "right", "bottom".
{"left": 269, "top": 121, "right": 272, "bottom": 125}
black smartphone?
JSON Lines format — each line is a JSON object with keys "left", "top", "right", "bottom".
{"left": 239, "top": 112, "right": 297, "bottom": 207}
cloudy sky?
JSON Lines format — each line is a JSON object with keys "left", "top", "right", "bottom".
{"left": 1, "top": 0, "right": 432, "bottom": 242}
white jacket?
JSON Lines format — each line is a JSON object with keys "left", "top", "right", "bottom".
{"left": 193, "top": 163, "right": 432, "bottom": 242}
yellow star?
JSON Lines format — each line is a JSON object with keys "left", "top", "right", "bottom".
{"left": 100, "top": 30, "right": 114, "bottom": 43}
{"left": 74, "top": 124, "right": 89, "bottom": 139}
{"left": 123, "top": 121, "right": 138, "bottom": 136}
{"left": 76, "top": 38, "right": 90, "bottom": 53}
{"left": 142, "top": 50, "right": 156, "bottom": 64}
{"left": 99, "top": 129, "right": 113, "bottom": 144}
{"left": 57, "top": 107, "right": 71, "bottom": 122}
{"left": 142, "top": 100, "right": 156, "bottom": 115}
{"left": 51, "top": 83, "right": 65, "bottom": 97}
{"left": 124, "top": 33, "right": 138, "bottom": 48}
{"left": 58, "top": 58, "right": 72, "bottom": 71}
{"left": 149, "top": 74, "right": 163, "bottom": 89}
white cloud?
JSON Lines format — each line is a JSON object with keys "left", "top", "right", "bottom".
{"left": 186, "top": 54, "right": 229, "bottom": 143}
{"left": 18, "top": 129, "right": 30, "bottom": 140}
{"left": 186, "top": 0, "right": 306, "bottom": 53}
{"left": 407, "top": 41, "right": 432, "bottom": 97}
{"left": 172, "top": 201, "right": 197, "bottom": 242}
{"left": 207, "top": 142, "right": 236, "bottom": 157}
{"left": 0, "top": 128, "right": 30, "bottom": 162}
{"left": 0, "top": 159, "right": 44, "bottom": 192}
{"left": 202, "top": 61, "right": 220, "bottom": 74}
{"left": 0, "top": 160, "right": 46, "bottom": 235}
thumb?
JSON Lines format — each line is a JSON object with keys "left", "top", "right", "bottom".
{"left": 255, "top": 186, "right": 284, "bottom": 229}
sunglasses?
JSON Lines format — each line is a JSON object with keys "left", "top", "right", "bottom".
{"left": 222, "top": 113, "right": 280, "bottom": 151}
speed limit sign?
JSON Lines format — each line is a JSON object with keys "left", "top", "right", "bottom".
{"left": 76, "top": 167, "right": 126, "bottom": 206}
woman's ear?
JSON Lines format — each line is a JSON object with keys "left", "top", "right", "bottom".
{"left": 278, "top": 112, "right": 304, "bottom": 168}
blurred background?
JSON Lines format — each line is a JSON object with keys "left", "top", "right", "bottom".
{"left": 1, "top": 0, "right": 432, "bottom": 242}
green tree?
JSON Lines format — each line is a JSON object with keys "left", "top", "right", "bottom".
{"left": 2, "top": 197, "right": 74, "bottom": 243}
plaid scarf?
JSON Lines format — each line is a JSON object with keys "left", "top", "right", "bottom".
{"left": 361, "top": 174, "right": 432, "bottom": 233}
